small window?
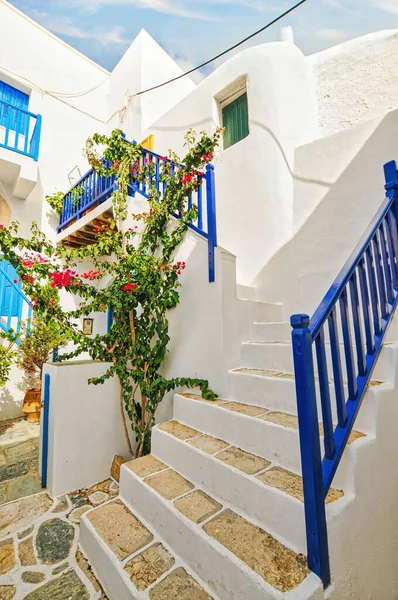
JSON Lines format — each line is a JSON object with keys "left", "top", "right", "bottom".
{"left": 222, "top": 92, "right": 249, "bottom": 150}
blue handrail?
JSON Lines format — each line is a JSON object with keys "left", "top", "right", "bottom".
{"left": 0, "top": 262, "right": 32, "bottom": 341}
{"left": 291, "top": 160, "right": 398, "bottom": 588}
{"left": 0, "top": 99, "right": 42, "bottom": 161}
{"left": 57, "top": 141, "right": 217, "bottom": 282}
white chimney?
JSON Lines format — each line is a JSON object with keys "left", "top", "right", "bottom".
{"left": 276, "top": 26, "right": 294, "bottom": 44}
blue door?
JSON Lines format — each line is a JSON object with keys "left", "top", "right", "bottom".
{"left": 0, "top": 81, "right": 29, "bottom": 133}
{"left": 0, "top": 261, "right": 22, "bottom": 318}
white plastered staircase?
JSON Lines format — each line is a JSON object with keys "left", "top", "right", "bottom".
{"left": 77, "top": 281, "right": 398, "bottom": 600}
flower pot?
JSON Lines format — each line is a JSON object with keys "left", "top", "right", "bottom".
{"left": 22, "top": 388, "right": 41, "bottom": 423}
{"left": 83, "top": 207, "right": 95, "bottom": 217}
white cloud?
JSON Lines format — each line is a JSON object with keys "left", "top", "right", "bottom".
{"left": 375, "top": 0, "right": 398, "bottom": 14}
{"left": 29, "top": 10, "right": 131, "bottom": 44}
{"left": 61, "top": 0, "right": 211, "bottom": 19}
{"left": 316, "top": 28, "right": 346, "bottom": 41}
{"left": 59, "top": 0, "right": 286, "bottom": 18}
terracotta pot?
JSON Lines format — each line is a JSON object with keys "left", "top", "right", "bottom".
{"left": 82, "top": 207, "right": 95, "bottom": 217}
{"left": 22, "top": 388, "right": 41, "bottom": 423}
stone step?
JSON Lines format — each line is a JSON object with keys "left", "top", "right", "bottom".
{"left": 228, "top": 367, "right": 299, "bottom": 412}
{"left": 119, "top": 457, "right": 324, "bottom": 600}
{"left": 236, "top": 284, "right": 258, "bottom": 301}
{"left": 79, "top": 498, "right": 217, "bottom": 600}
{"left": 227, "top": 368, "right": 383, "bottom": 433}
{"left": 249, "top": 314, "right": 398, "bottom": 344}
{"left": 151, "top": 425, "right": 346, "bottom": 552}
{"left": 242, "top": 301, "right": 284, "bottom": 324}
{"left": 240, "top": 341, "right": 397, "bottom": 382}
{"left": 172, "top": 394, "right": 367, "bottom": 484}
{"left": 240, "top": 341, "right": 294, "bottom": 372}
{"left": 252, "top": 322, "right": 291, "bottom": 342}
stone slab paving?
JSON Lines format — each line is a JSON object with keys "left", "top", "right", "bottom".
{"left": 145, "top": 469, "right": 194, "bottom": 501}
{"left": 203, "top": 509, "right": 308, "bottom": 593}
{"left": 157, "top": 421, "right": 200, "bottom": 441}
{"left": 0, "top": 419, "right": 41, "bottom": 507}
{"left": 126, "top": 456, "right": 167, "bottom": 479}
{"left": 174, "top": 490, "right": 222, "bottom": 524}
{"left": 0, "top": 478, "right": 119, "bottom": 599}
{"left": 87, "top": 500, "right": 153, "bottom": 560}
{"left": 124, "top": 543, "right": 175, "bottom": 591}
{"left": 149, "top": 567, "right": 213, "bottom": 600}
{"left": 257, "top": 467, "right": 344, "bottom": 504}
{"left": 215, "top": 447, "right": 270, "bottom": 475}
{"left": 186, "top": 435, "right": 229, "bottom": 455}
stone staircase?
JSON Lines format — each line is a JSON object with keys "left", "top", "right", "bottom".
{"left": 78, "top": 294, "right": 385, "bottom": 600}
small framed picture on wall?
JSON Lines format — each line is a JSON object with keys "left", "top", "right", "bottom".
{"left": 82, "top": 318, "right": 94, "bottom": 336}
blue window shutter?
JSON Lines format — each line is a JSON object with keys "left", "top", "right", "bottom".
{"left": 0, "top": 81, "right": 29, "bottom": 132}
{"left": 0, "top": 82, "right": 29, "bottom": 110}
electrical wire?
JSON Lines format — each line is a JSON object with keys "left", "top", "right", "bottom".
{"left": 0, "top": 0, "right": 308, "bottom": 124}
{"left": 0, "top": 65, "right": 108, "bottom": 98}
{"left": 133, "top": 0, "right": 308, "bottom": 97}
{"left": 106, "top": 0, "right": 308, "bottom": 122}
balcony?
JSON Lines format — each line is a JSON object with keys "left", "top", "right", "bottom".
{"left": 0, "top": 99, "right": 42, "bottom": 199}
{"left": 56, "top": 145, "right": 217, "bottom": 281}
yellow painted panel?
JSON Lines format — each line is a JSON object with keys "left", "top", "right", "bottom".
{"left": 139, "top": 134, "right": 154, "bottom": 151}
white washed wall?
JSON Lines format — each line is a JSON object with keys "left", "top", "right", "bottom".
{"left": 309, "top": 30, "right": 398, "bottom": 137}
{"left": 41, "top": 361, "right": 131, "bottom": 498}
{"left": 257, "top": 109, "right": 398, "bottom": 318}
{"left": 107, "top": 30, "right": 195, "bottom": 142}
{"left": 142, "top": 42, "right": 319, "bottom": 286}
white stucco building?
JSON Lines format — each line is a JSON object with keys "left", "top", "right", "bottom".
{"left": 2, "top": 0, "right": 398, "bottom": 598}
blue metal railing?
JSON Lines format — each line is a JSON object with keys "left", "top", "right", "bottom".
{"left": 0, "top": 99, "right": 42, "bottom": 161}
{"left": 291, "top": 160, "right": 398, "bottom": 587}
{"left": 0, "top": 262, "right": 32, "bottom": 340}
{"left": 58, "top": 143, "right": 218, "bottom": 282}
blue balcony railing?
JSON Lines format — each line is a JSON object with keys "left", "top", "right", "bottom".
{"left": 0, "top": 100, "right": 42, "bottom": 161}
{"left": 290, "top": 160, "right": 398, "bottom": 588}
{"left": 58, "top": 144, "right": 217, "bottom": 282}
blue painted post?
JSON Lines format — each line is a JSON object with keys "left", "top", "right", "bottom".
{"left": 384, "top": 161, "right": 398, "bottom": 283}
{"left": 291, "top": 314, "right": 331, "bottom": 588}
{"left": 206, "top": 164, "right": 217, "bottom": 283}
{"left": 384, "top": 161, "right": 398, "bottom": 203}
{"left": 41, "top": 373, "right": 50, "bottom": 488}
{"left": 32, "top": 114, "right": 42, "bottom": 162}
{"left": 107, "top": 308, "right": 114, "bottom": 333}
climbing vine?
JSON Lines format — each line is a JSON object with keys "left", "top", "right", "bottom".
{"left": 0, "top": 128, "right": 221, "bottom": 457}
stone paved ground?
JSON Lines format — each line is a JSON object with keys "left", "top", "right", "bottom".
{"left": 0, "top": 478, "right": 119, "bottom": 599}
{"left": 0, "top": 419, "right": 41, "bottom": 506}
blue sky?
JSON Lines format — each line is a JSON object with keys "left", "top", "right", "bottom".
{"left": 8, "top": 0, "right": 398, "bottom": 76}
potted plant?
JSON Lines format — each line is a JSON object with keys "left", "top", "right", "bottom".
{"left": 17, "top": 319, "right": 69, "bottom": 422}
{"left": 46, "top": 185, "right": 85, "bottom": 219}
{"left": 46, "top": 191, "right": 65, "bottom": 216}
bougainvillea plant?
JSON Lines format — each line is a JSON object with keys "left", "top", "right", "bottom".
{"left": 0, "top": 329, "right": 19, "bottom": 387}
{"left": 0, "top": 128, "right": 221, "bottom": 457}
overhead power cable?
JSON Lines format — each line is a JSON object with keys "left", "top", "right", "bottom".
{"left": 0, "top": 65, "right": 108, "bottom": 99}
{"left": 0, "top": 0, "right": 308, "bottom": 123}
{"left": 133, "top": 0, "right": 308, "bottom": 97}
